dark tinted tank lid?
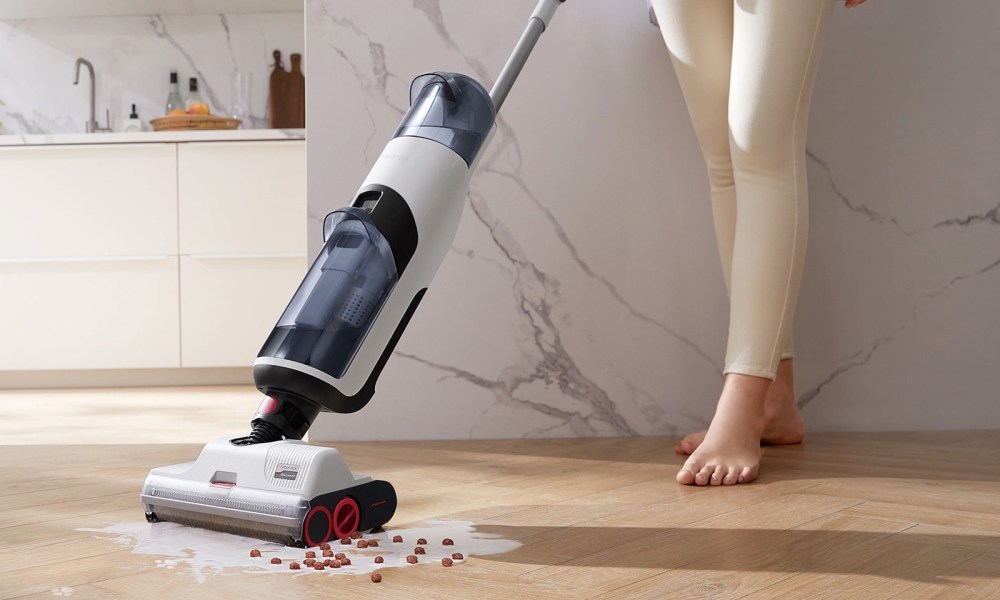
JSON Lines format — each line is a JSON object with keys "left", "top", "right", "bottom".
{"left": 392, "top": 71, "right": 496, "bottom": 167}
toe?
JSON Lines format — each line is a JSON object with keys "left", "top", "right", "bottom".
{"left": 722, "top": 467, "right": 739, "bottom": 486}
{"left": 695, "top": 465, "right": 714, "bottom": 486}
{"left": 737, "top": 464, "right": 759, "bottom": 484}
{"left": 709, "top": 465, "right": 725, "bottom": 486}
{"left": 675, "top": 467, "right": 696, "bottom": 485}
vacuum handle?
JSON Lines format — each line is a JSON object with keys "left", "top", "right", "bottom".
{"left": 489, "top": 0, "right": 566, "bottom": 113}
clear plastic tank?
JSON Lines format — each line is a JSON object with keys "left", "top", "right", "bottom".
{"left": 258, "top": 209, "right": 397, "bottom": 380}
{"left": 393, "top": 71, "right": 496, "bottom": 167}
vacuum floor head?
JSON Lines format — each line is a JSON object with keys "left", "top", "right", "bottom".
{"left": 140, "top": 438, "right": 396, "bottom": 547}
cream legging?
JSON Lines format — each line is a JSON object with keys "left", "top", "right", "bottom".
{"left": 651, "top": 0, "right": 836, "bottom": 379}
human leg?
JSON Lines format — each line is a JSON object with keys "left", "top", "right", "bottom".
{"left": 676, "top": 0, "right": 835, "bottom": 484}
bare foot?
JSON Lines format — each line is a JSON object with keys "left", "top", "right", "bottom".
{"left": 674, "top": 358, "right": 804, "bottom": 455}
{"left": 676, "top": 373, "right": 769, "bottom": 486}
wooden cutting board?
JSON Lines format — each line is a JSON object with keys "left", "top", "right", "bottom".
{"left": 268, "top": 50, "right": 305, "bottom": 128}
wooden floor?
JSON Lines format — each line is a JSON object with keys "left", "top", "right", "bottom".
{"left": 1, "top": 392, "right": 998, "bottom": 598}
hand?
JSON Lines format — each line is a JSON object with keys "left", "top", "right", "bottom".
{"left": 845, "top": 0, "right": 868, "bottom": 7}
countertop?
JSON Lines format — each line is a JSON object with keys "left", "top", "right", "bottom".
{"left": 0, "top": 128, "right": 305, "bottom": 147}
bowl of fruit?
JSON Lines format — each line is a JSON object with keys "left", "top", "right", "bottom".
{"left": 150, "top": 103, "right": 241, "bottom": 131}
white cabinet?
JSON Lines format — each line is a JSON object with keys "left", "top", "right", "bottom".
{"left": 0, "top": 144, "right": 177, "bottom": 258}
{"left": 0, "top": 139, "right": 306, "bottom": 374}
{"left": 0, "top": 257, "right": 180, "bottom": 370}
{"left": 177, "top": 141, "right": 307, "bottom": 367}
{"left": 0, "top": 144, "right": 179, "bottom": 370}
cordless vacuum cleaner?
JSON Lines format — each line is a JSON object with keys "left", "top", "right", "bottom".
{"left": 140, "top": 0, "right": 567, "bottom": 548}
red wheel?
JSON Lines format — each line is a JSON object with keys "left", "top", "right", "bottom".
{"left": 303, "top": 505, "right": 333, "bottom": 547}
{"left": 332, "top": 496, "right": 360, "bottom": 539}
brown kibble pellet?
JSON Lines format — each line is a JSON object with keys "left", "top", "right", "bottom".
{"left": 351, "top": 531, "right": 363, "bottom": 539}
{"left": 442, "top": 538, "right": 454, "bottom": 546}
{"left": 322, "top": 549, "right": 333, "bottom": 557}
{"left": 357, "top": 540, "right": 369, "bottom": 548}
{"left": 270, "top": 557, "right": 282, "bottom": 565}
{"left": 289, "top": 562, "right": 300, "bottom": 570}
{"left": 320, "top": 543, "right": 331, "bottom": 551}
{"left": 368, "top": 539, "right": 379, "bottom": 547}
{"left": 331, "top": 560, "right": 342, "bottom": 569}
{"left": 314, "top": 563, "right": 325, "bottom": 570}
{"left": 442, "top": 557, "right": 454, "bottom": 567}
{"left": 335, "top": 552, "right": 346, "bottom": 560}
{"left": 340, "top": 537, "right": 351, "bottom": 545}
{"left": 250, "top": 549, "right": 261, "bottom": 558}
{"left": 371, "top": 572, "right": 383, "bottom": 583}
{"left": 340, "top": 557, "right": 352, "bottom": 566}
{"left": 451, "top": 552, "right": 464, "bottom": 560}
{"left": 413, "top": 546, "right": 426, "bottom": 555}
{"left": 416, "top": 538, "right": 427, "bottom": 545}
{"left": 374, "top": 555, "right": 384, "bottom": 564}
{"left": 406, "top": 555, "right": 418, "bottom": 564}
{"left": 392, "top": 535, "right": 403, "bottom": 543}
{"left": 305, "top": 550, "right": 316, "bottom": 558}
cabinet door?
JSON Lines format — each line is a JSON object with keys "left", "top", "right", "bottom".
{"left": 178, "top": 141, "right": 306, "bottom": 256}
{"left": 0, "top": 257, "right": 180, "bottom": 370}
{"left": 0, "top": 144, "right": 178, "bottom": 258}
{"left": 180, "top": 255, "right": 306, "bottom": 367}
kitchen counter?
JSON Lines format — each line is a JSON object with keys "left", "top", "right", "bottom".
{"left": 0, "top": 128, "right": 305, "bottom": 147}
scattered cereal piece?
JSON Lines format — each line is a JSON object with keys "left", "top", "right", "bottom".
{"left": 304, "top": 558, "right": 316, "bottom": 567}
{"left": 335, "top": 552, "right": 346, "bottom": 560}
{"left": 371, "top": 572, "right": 383, "bottom": 583}
{"left": 416, "top": 538, "right": 428, "bottom": 545}
{"left": 270, "top": 557, "right": 282, "bottom": 565}
{"left": 341, "top": 557, "right": 352, "bottom": 566}
{"left": 331, "top": 560, "right": 342, "bottom": 569}
{"left": 406, "top": 555, "right": 418, "bottom": 564}
{"left": 305, "top": 551, "right": 316, "bottom": 559}
{"left": 374, "top": 556, "right": 384, "bottom": 564}
{"left": 451, "top": 553, "right": 464, "bottom": 560}
{"left": 322, "top": 549, "right": 334, "bottom": 557}
{"left": 368, "top": 540, "right": 379, "bottom": 547}
{"left": 340, "top": 537, "right": 351, "bottom": 545}
{"left": 442, "top": 557, "right": 454, "bottom": 567}
{"left": 357, "top": 540, "right": 369, "bottom": 549}
{"left": 314, "top": 563, "right": 325, "bottom": 571}
{"left": 320, "top": 543, "right": 331, "bottom": 551}
{"left": 289, "top": 562, "right": 300, "bottom": 570}
{"left": 250, "top": 549, "right": 262, "bottom": 558}
{"left": 351, "top": 531, "right": 363, "bottom": 540}
{"left": 392, "top": 535, "right": 403, "bottom": 543}
{"left": 442, "top": 538, "right": 454, "bottom": 546}
{"left": 413, "top": 547, "right": 426, "bottom": 555}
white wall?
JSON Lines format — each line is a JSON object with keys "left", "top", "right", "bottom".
{"left": 305, "top": 0, "right": 1000, "bottom": 441}
{"left": 0, "top": 12, "right": 303, "bottom": 133}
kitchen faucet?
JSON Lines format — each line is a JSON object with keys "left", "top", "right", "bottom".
{"left": 73, "top": 58, "right": 111, "bottom": 133}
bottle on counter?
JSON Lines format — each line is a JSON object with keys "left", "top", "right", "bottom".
{"left": 185, "top": 77, "right": 210, "bottom": 115}
{"left": 124, "top": 104, "right": 142, "bottom": 133}
{"left": 165, "top": 70, "right": 184, "bottom": 115}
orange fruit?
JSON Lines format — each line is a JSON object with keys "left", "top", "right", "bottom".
{"left": 168, "top": 109, "right": 187, "bottom": 116}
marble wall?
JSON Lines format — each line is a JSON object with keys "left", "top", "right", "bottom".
{"left": 305, "top": 0, "right": 1000, "bottom": 441}
{"left": 0, "top": 12, "right": 303, "bottom": 133}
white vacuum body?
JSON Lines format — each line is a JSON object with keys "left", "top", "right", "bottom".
{"left": 253, "top": 73, "right": 495, "bottom": 419}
